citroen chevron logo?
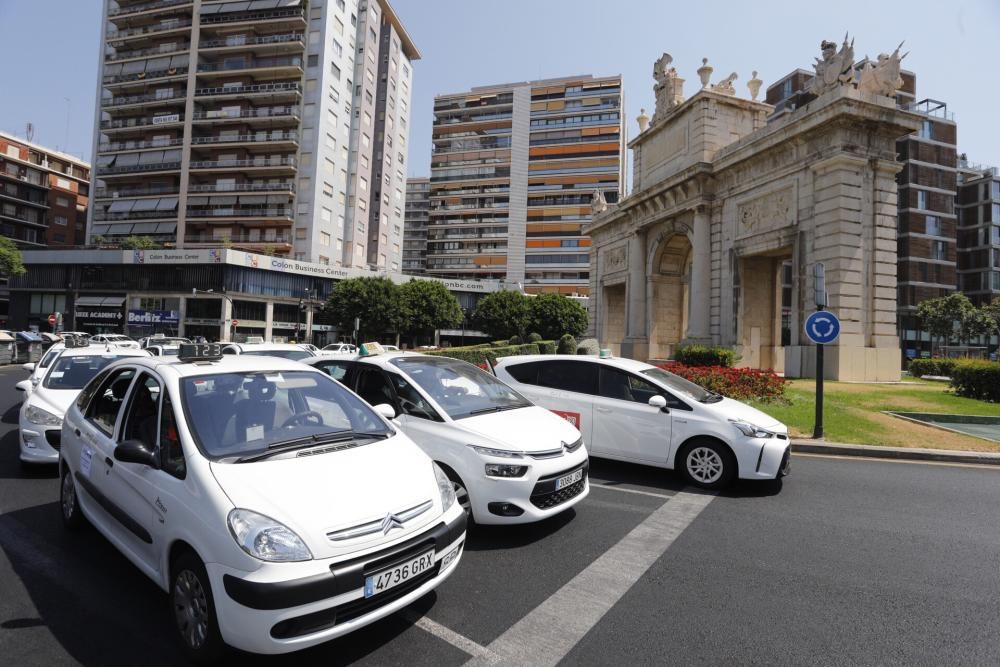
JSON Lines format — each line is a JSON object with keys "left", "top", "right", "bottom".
{"left": 380, "top": 512, "right": 404, "bottom": 535}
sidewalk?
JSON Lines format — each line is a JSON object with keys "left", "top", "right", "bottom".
{"left": 791, "top": 439, "right": 1000, "bottom": 466}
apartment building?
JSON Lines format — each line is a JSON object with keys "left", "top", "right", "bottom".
{"left": 426, "top": 74, "right": 625, "bottom": 295}
{"left": 90, "top": 0, "right": 416, "bottom": 267}
{"left": 0, "top": 131, "right": 90, "bottom": 248}
{"left": 956, "top": 164, "right": 1000, "bottom": 306}
{"left": 767, "top": 67, "right": 960, "bottom": 360}
{"left": 402, "top": 176, "right": 429, "bottom": 273}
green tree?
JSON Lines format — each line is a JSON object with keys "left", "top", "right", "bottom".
{"left": 528, "top": 293, "right": 588, "bottom": 340}
{"left": 0, "top": 237, "right": 26, "bottom": 278}
{"left": 398, "top": 279, "right": 463, "bottom": 345}
{"left": 917, "top": 293, "right": 988, "bottom": 352}
{"left": 983, "top": 297, "right": 1000, "bottom": 337}
{"left": 325, "top": 277, "right": 402, "bottom": 341}
{"left": 471, "top": 290, "right": 531, "bottom": 339}
{"left": 960, "top": 306, "right": 994, "bottom": 345}
{"left": 119, "top": 235, "right": 160, "bottom": 249}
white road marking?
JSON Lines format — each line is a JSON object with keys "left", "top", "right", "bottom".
{"left": 589, "top": 482, "right": 675, "bottom": 500}
{"left": 792, "top": 452, "right": 1000, "bottom": 470}
{"left": 403, "top": 610, "right": 496, "bottom": 660}
{"left": 465, "top": 490, "right": 715, "bottom": 666}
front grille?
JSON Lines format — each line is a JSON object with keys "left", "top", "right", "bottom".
{"left": 528, "top": 448, "right": 563, "bottom": 460}
{"left": 530, "top": 476, "right": 587, "bottom": 510}
{"left": 776, "top": 433, "right": 789, "bottom": 441}
{"left": 45, "top": 430, "right": 61, "bottom": 451}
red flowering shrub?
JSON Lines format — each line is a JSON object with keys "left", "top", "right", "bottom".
{"left": 656, "top": 362, "right": 787, "bottom": 402}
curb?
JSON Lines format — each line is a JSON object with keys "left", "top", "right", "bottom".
{"left": 791, "top": 440, "right": 1000, "bottom": 466}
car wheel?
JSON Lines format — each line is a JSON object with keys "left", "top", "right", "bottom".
{"left": 445, "top": 470, "right": 473, "bottom": 522}
{"left": 171, "top": 551, "right": 226, "bottom": 665}
{"left": 60, "top": 465, "right": 83, "bottom": 530}
{"left": 679, "top": 440, "right": 736, "bottom": 490}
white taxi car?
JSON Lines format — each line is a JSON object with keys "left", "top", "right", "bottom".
{"left": 18, "top": 339, "right": 150, "bottom": 467}
{"left": 91, "top": 334, "right": 141, "bottom": 349}
{"left": 58, "top": 344, "right": 465, "bottom": 661}
{"left": 305, "top": 349, "right": 588, "bottom": 525}
{"left": 19, "top": 341, "right": 66, "bottom": 397}
{"left": 495, "top": 355, "right": 790, "bottom": 490}
{"left": 222, "top": 342, "right": 316, "bottom": 362}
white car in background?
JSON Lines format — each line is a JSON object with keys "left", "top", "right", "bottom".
{"left": 321, "top": 343, "right": 357, "bottom": 355}
{"left": 221, "top": 342, "right": 316, "bottom": 362}
{"left": 91, "top": 334, "right": 141, "bottom": 349}
{"left": 17, "top": 340, "right": 150, "bottom": 467}
{"left": 495, "top": 355, "right": 791, "bottom": 490}
{"left": 305, "top": 351, "right": 589, "bottom": 524}
{"left": 58, "top": 345, "right": 465, "bottom": 660}
{"left": 20, "top": 342, "right": 66, "bottom": 396}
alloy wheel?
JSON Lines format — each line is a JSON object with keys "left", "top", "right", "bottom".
{"left": 686, "top": 446, "right": 724, "bottom": 484}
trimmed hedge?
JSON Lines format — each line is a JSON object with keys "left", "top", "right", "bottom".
{"left": 906, "top": 358, "right": 957, "bottom": 378}
{"left": 425, "top": 342, "right": 546, "bottom": 366}
{"left": 557, "top": 334, "right": 577, "bottom": 354}
{"left": 538, "top": 340, "right": 556, "bottom": 354}
{"left": 949, "top": 359, "right": 1000, "bottom": 402}
{"left": 527, "top": 332, "right": 543, "bottom": 343}
{"left": 673, "top": 344, "right": 737, "bottom": 367}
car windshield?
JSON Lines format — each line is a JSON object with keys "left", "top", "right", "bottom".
{"left": 391, "top": 356, "right": 531, "bottom": 420}
{"left": 180, "top": 370, "right": 390, "bottom": 460}
{"left": 241, "top": 349, "right": 314, "bottom": 361}
{"left": 44, "top": 355, "right": 135, "bottom": 390}
{"left": 640, "top": 367, "right": 716, "bottom": 402}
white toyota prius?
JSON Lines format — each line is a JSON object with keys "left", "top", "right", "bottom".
{"left": 18, "top": 339, "right": 150, "bottom": 467}
{"left": 305, "top": 349, "right": 589, "bottom": 525}
{"left": 495, "top": 355, "right": 790, "bottom": 490}
{"left": 58, "top": 344, "right": 465, "bottom": 662}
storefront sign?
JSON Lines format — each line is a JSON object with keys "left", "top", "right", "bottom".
{"left": 75, "top": 308, "right": 123, "bottom": 322}
{"left": 128, "top": 249, "right": 224, "bottom": 264}
{"left": 152, "top": 114, "right": 180, "bottom": 125}
{"left": 271, "top": 321, "right": 300, "bottom": 329}
{"left": 128, "top": 309, "right": 180, "bottom": 325}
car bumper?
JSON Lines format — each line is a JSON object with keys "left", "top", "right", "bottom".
{"left": 19, "top": 426, "right": 60, "bottom": 463}
{"left": 741, "top": 436, "right": 791, "bottom": 480}
{"left": 209, "top": 509, "right": 466, "bottom": 655}
{"left": 470, "top": 449, "right": 590, "bottom": 525}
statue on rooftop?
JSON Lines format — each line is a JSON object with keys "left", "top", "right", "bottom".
{"left": 809, "top": 33, "right": 855, "bottom": 96}
{"left": 712, "top": 72, "right": 738, "bottom": 95}
{"left": 652, "top": 52, "right": 684, "bottom": 121}
{"left": 858, "top": 42, "right": 908, "bottom": 97}
{"left": 591, "top": 189, "right": 608, "bottom": 215}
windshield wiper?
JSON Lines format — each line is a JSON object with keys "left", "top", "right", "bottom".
{"left": 235, "top": 430, "right": 385, "bottom": 463}
{"left": 468, "top": 406, "right": 502, "bottom": 416}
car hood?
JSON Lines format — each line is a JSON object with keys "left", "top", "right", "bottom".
{"left": 209, "top": 434, "right": 443, "bottom": 559}
{"left": 705, "top": 397, "right": 786, "bottom": 433}
{"left": 27, "top": 388, "right": 79, "bottom": 419}
{"left": 452, "top": 405, "right": 582, "bottom": 453}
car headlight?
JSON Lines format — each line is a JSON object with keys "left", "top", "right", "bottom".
{"left": 485, "top": 463, "right": 528, "bottom": 478}
{"left": 730, "top": 420, "right": 774, "bottom": 439}
{"left": 433, "top": 462, "right": 457, "bottom": 512}
{"left": 468, "top": 444, "right": 524, "bottom": 459}
{"left": 25, "top": 405, "right": 62, "bottom": 426}
{"left": 227, "top": 509, "right": 312, "bottom": 562}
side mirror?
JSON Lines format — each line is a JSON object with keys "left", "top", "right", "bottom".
{"left": 22, "top": 362, "right": 35, "bottom": 372}
{"left": 648, "top": 395, "right": 668, "bottom": 411}
{"left": 373, "top": 403, "right": 397, "bottom": 420}
{"left": 114, "top": 440, "right": 160, "bottom": 468}
{"left": 14, "top": 380, "right": 29, "bottom": 392}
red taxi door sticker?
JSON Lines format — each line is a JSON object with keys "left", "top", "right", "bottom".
{"left": 550, "top": 410, "right": 581, "bottom": 429}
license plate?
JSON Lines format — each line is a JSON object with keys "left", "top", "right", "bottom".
{"left": 555, "top": 468, "right": 584, "bottom": 490}
{"left": 364, "top": 550, "right": 435, "bottom": 598}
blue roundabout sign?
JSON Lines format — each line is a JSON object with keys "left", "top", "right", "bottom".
{"left": 804, "top": 311, "right": 841, "bottom": 345}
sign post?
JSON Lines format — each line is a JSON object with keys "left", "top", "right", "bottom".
{"left": 804, "top": 309, "right": 841, "bottom": 439}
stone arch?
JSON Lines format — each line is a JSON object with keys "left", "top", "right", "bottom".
{"left": 646, "top": 230, "right": 693, "bottom": 359}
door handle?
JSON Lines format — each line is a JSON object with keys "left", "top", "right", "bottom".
{"left": 596, "top": 407, "right": 612, "bottom": 414}
{"left": 105, "top": 457, "right": 114, "bottom": 468}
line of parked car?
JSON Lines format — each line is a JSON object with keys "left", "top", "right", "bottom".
{"left": 14, "top": 333, "right": 789, "bottom": 663}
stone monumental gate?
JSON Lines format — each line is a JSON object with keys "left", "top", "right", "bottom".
{"left": 587, "top": 42, "right": 921, "bottom": 381}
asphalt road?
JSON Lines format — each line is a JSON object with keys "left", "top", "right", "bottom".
{"left": 2, "top": 364, "right": 999, "bottom": 666}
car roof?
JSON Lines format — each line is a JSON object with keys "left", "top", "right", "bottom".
{"left": 303, "top": 350, "right": 425, "bottom": 368}
{"left": 124, "top": 354, "right": 324, "bottom": 379}
{"left": 227, "top": 342, "right": 308, "bottom": 350}
{"left": 56, "top": 346, "right": 150, "bottom": 359}
{"left": 495, "top": 354, "right": 655, "bottom": 372}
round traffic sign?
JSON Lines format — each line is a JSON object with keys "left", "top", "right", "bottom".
{"left": 804, "top": 311, "right": 840, "bottom": 345}
{"left": 48, "top": 313, "right": 57, "bottom": 326}
{"left": 231, "top": 319, "right": 239, "bottom": 327}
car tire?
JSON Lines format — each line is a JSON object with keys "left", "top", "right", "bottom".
{"left": 60, "top": 464, "right": 84, "bottom": 530}
{"left": 678, "top": 439, "right": 736, "bottom": 491}
{"left": 444, "top": 469, "right": 474, "bottom": 524}
{"left": 171, "top": 551, "right": 227, "bottom": 665}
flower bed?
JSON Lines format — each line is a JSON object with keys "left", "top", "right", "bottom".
{"left": 657, "top": 362, "right": 787, "bottom": 402}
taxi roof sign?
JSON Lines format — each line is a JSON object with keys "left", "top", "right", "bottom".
{"left": 359, "top": 341, "right": 385, "bottom": 356}
{"left": 63, "top": 335, "right": 90, "bottom": 349}
{"left": 178, "top": 343, "right": 223, "bottom": 362}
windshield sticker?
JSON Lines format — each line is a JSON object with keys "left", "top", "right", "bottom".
{"left": 551, "top": 410, "right": 581, "bottom": 429}
{"left": 50, "top": 372, "right": 64, "bottom": 378}
{"left": 80, "top": 447, "right": 93, "bottom": 478}
{"left": 264, "top": 373, "right": 285, "bottom": 385}
{"left": 245, "top": 425, "right": 265, "bottom": 442}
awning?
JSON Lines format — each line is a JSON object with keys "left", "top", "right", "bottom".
{"left": 277, "top": 0, "right": 301, "bottom": 6}
{"left": 104, "top": 63, "right": 124, "bottom": 77}
{"left": 200, "top": 3, "right": 222, "bottom": 15}
{"left": 266, "top": 194, "right": 288, "bottom": 204}
{"left": 90, "top": 225, "right": 111, "bottom": 235}
{"left": 187, "top": 196, "right": 209, "bottom": 206}
{"left": 96, "top": 155, "right": 116, "bottom": 168}
{"left": 121, "top": 59, "right": 146, "bottom": 75}
{"left": 116, "top": 152, "right": 140, "bottom": 167}
{"left": 218, "top": 1, "right": 252, "bottom": 13}
{"left": 163, "top": 149, "right": 182, "bottom": 162}
{"left": 156, "top": 197, "right": 178, "bottom": 211}
{"left": 209, "top": 195, "right": 238, "bottom": 205}
{"left": 239, "top": 194, "right": 267, "bottom": 204}
{"left": 108, "top": 200, "right": 136, "bottom": 213}
{"left": 146, "top": 56, "right": 172, "bottom": 72}
{"left": 249, "top": 0, "right": 280, "bottom": 9}
{"left": 169, "top": 53, "right": 189, "bottom": 69}
{"left": 138, "top": 150, "right": 165, "bottom": 165}
{"left": 131, "top": 222, "right": 160, "bottom": 233}
{"left": 154, "top": 222, "right": 177, "bottom": 234}
{"left": 131, "top": 198, "right": 160, "bottom": 212}
{"left": 76, "top": 296, "right": 126, "bottom": 307}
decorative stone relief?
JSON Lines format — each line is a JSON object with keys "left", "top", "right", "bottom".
{"left": 711, "top": 72, "right": 738, "bottom": 95}
{"left": 858, "top": 43, "right": 908, "bottom": 97}
{"left": 747, "top": 71, "right": 763, "bottom": 101}
{"left": 737, "top": 186, "right": 795, "bottom": 238}
{"left": 604, "top": 245, "right": 627, "bottom": 273}
{"left": 808, "top": 34, "right": 855, "bottom": 96}
{"left": 652, "top": 53, "right": 685, "bottom": 121}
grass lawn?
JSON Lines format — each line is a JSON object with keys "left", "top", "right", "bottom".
{"left": 749, "top": 379, "right": 1000, "bottom": 452}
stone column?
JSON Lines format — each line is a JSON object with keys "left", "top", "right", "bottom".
{"left": 687, "top": 207, "right": 712, "bottom": 342}
{"left": 620, "top": 229, "right": 649, "bottom": 360}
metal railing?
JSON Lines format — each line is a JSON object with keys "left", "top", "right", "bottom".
{"left": 103, "top": 66, "right": 188, "bottom": 85}
{"left": 198, "top": 33, "right": 304, "bottom": 49}
{"left": 103, "top": 91, "right": 186, "bottom": 107}
{"left": 186, "top": 207, "right": 293, "bottom": 218}
{"left": 198, "top": 56, "right": 302, "bottom": 73}
{"left": 194, "top": 81, "right": 301, "bottom": 97}
{"left": 191, "top": 131, "right": 298, "bottom": 145}
{"left": 105, "top": 43, "right": 190, "bottom": 62}
{"left": 108, "top": 0, "right": 192, "bottom": 17}
{"left": 184, "top": 234, "right": 292, "bottom": 245}
{"left": 94, "top": 186, "right": 179, "bottom": 198}
{"left": 98, "top": 137, "right": 184, "bottom": 152}
{"left": 188, "top": 182, "right": 294, "bottom": 193}
{"left": 96, "top": 161, "right": 182, "bottom": 175}
{"left": 199, "top": 7, "right": 305, "bottom": 25}
{"left": 191, "top": 106, "right": 298, "bottom": 121}
{"left": 101, "top": 115, "right": 184, "bottom": 130}
{"left": 93, "top": 210, "right": 177, "bottom": 221}
{"left": 189, "top": 157, "right": 297, "bottom": 169}
{"left": 106, "top": 19, "right": 192, "bottom": 41}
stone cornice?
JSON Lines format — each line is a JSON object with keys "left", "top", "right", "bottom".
{"left": 630, "top": 88, "right": 773, "bottom": 150}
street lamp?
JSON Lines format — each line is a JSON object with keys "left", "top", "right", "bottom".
{"left": 192, "top": 288, "right": 235, "bottom": 341}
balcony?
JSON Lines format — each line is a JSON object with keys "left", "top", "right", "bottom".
{"left": 193, "top": 81, "right": 301, "bottom": 100}
{"left": 101, "top": 114, "right": 184, "bottom": 131}
{"left": 98, "top": 137, "right": 185, "bottom": 153}
{"left": 108, "top": 0, "right": 193, "bottom": 18}
{"left": 185, "top": 206, "right": 294, "bottom": 221}
{"left": 106, "top": 18, "right": 192, "bottom": 43}
{"left": 197, "top": 56, "right": 303, "bottom": 78}
{"left": 94, "top": 185, "right": 180, "bottom": 199}
{"left": 103, "top": 61, "right": 188, "bottom": 87}
{"left": 199, "top": 4, "right": 306, "bottom": 28}
{"left": 188, "top": 182, "right": 294, "bottom": 194}
{"left": 183, "top": 233, "right": 292, "bottom": 245}
{"left": 191, "top": 130, "right": 298, "bottom": 148}
{"left": 105, "top": 42, "right": 190, "bottom": 63}
{"left": 102, "top": 90, "right": 186, "bottom": 109}
{"left": 90, "top": 220, "right": 177, "bottom": 237}
{"left": 191, "top": 106, "right": 299, "bottom": 125}
{"left": 95, "top": 150, "right": 182, "bottom": 175}
{"left": 198, "top": 32, "right": 304, "bottom": 53}
{"left": 188, "top": 156, "right": 297, "bottom": 172}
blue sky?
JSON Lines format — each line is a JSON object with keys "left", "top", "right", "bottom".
{"left": 2, "top": 0, "right": 998, "bottom": 179}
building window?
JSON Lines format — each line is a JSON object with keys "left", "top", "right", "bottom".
{"left": 331, "top": 62, "right": 341, "bottom": 79}
{"left": 307, "top": 54, "right": 319, "bottom": 68}
{"left": 919, "top": 120, "right": 933, "bottom": 140}
{"left": 320, "top": 232, "right": 331, "bottom": 246}
{"left": 925, "top": 215, "right": 941, "bottom": 237}
{"left": 334, "top": 16, "right": 344, "bottom": 36}
{"left": 916, "top": 190, "right": 927, "bottom": 210}
{"left": 321, "top": 207, "right": 332, "bottom": 222}
{"left": 322, "top": 181, "right": 334, "bottom": 197}
{"left": 931, "top": 240, "right": 947, "bottom": 261}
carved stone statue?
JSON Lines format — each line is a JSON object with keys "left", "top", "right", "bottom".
{"left": 652, "top": 52, "right": 684, "bottom": 121}
{"left": 808, "top": 33, "right": 855, "bottom": 96}
{"left": 697, "top": 57, "right": 713, "bottom": 89}
{"left": 591, "top": 189, "right": 608, "bottom": 215}
{"left": 747, "top": 70, "right": 763, "bottom": 101}
{"left": 712, "top": 72, "right": 738, "bottom": 95}
{"left": 858, "top": 42, "right": 907, "bottom": 97}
